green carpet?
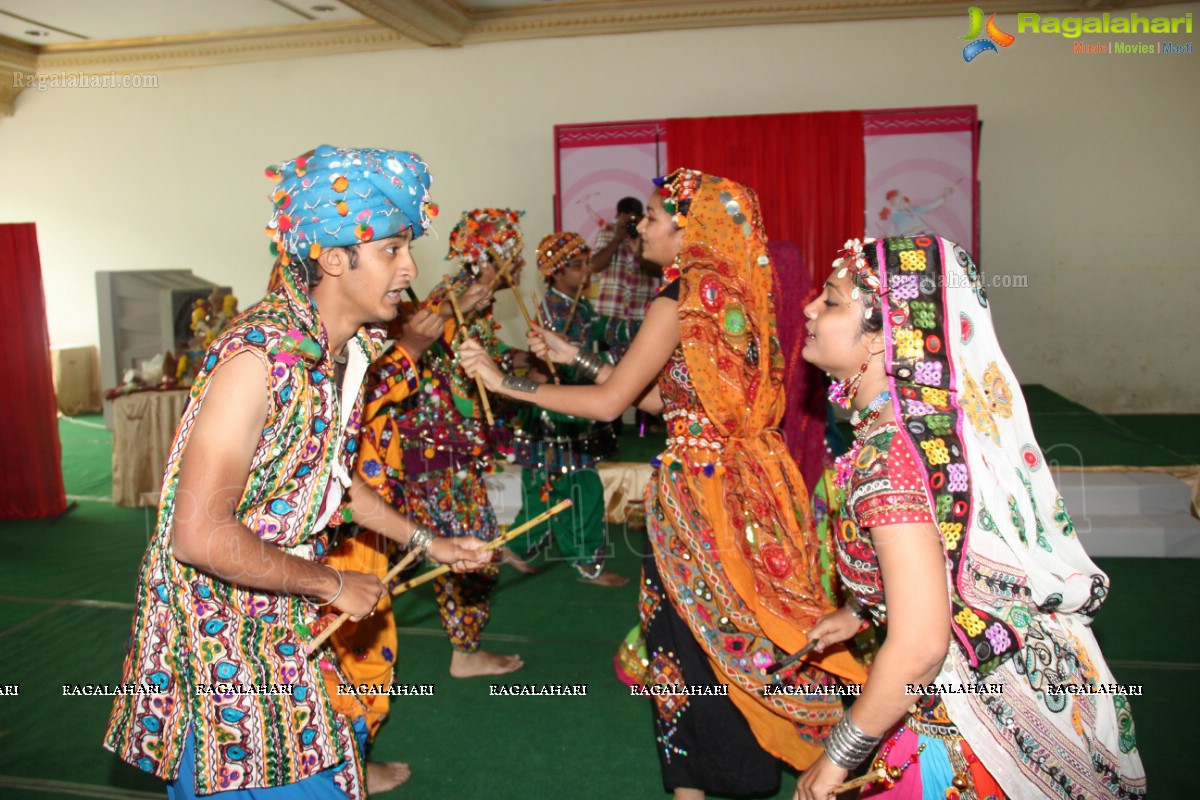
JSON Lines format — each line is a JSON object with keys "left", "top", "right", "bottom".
{"left": 0, "top": 388, "right": 1194, "bottom": 798}
{"left": 1108, "top": 414, "right": 1200, "bottom": 465}
{"left": 57, "top": 414, "right": 114, "bottom": 499}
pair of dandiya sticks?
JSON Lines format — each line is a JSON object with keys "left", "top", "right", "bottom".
{"left": 438, "top": 247, "right": 573, "bottom": 422}
{"left": 304, "top": 498, "right": 573, "bottom": 654}
{"left": 303, "top": 498, "right": 873, "bottom": 793}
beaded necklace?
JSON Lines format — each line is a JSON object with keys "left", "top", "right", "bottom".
{"left": 832, "top": 390, "right": 891, "bottom": 490}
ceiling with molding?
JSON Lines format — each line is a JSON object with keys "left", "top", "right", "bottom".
{"left": 0, "top": 0, "right": 1171, "bottom": 115}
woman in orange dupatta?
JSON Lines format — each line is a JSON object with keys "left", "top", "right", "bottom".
{"left": 459, "top": 169, "right": 866, "bottom": 798}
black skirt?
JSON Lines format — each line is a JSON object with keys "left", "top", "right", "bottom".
{"left": 641, "top": 550, "right": 782, "bottom": 798}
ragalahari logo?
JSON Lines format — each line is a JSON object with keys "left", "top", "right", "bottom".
{"left": 962, "top": 7, "right": 1016, "bottom": 61}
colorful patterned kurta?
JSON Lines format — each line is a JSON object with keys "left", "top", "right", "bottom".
{"left": 104, "top": 273, "right": 384, "bottom": 798}
{"left": 384, "top": 297, "right": 511, "bottom": 652}
{"left": 318, "top": 340, "right": 421, "bottom": 739}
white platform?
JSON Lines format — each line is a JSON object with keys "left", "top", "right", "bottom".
{"left": 486, "top": 464, "right": 1200, "bottom": 558}
{"left": 1053, "top": 470, "right": 1200, "bottom": 558}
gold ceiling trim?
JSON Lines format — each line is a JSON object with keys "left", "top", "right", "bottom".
{"left": 464, "top": 0, "right": 1167, "bottom": 40}
{"left": 0, "top": 0, "right": 1176, "bottom": 117}
{"left": 0, "top": 37, "right": 36, "bottom": 116}
{"left": 341, "top": 0, "right": 471, "bottom": 46}
{"left": 33, "top": 20, "right": 412, "bottom": 71}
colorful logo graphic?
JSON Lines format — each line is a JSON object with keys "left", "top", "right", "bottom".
{"left": 962, "top": 7, "right": 1016, "bottom": 61}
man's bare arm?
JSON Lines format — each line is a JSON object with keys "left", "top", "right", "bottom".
{"left": 171, "top": 351, "right": 382, "bottom": 619}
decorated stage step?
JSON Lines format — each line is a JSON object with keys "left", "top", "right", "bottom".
{"left": 486, "top": 464, "right": 1200, "bottom": 558}
{"left": 1054, "top": 470, "right": 1195, "bottom": 517}
{"left": 1069, "top": 512, "right": 1200, "bottom": 559}
{"left": 1047, "top": 470, "right": 1199, "bottom": 559}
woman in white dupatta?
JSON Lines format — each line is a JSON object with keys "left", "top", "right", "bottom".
{"left": 794, "top": 236, "right": 1146, "bottom": 800}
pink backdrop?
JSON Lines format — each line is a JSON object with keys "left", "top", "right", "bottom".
{"left": 554, "top": 121, "right": 667, "bottom": 245}
{"left": 864, "top": 107, "right": 979, "bottom": 258}
{"left": 554, "top": 107, "right": 980, "bottom": 258}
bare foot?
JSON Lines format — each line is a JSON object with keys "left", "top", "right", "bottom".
{"left": 500, "top": 546, "right": 538, "bottom": 574}
{"left": 450, "top": 649, "right": 524, "bottom": 678}
{"left": 583, "top": 571, "right": 629, "bottom": 587}
{"left": 366, "top": 761, "right": 411, "bottom": 794}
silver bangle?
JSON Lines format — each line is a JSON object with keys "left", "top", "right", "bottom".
{"left": 570, "top": 349, "right": 604, "bottom": 382}
{"left": 501, "top": 374, "right": 539, "bottom": 394}
{"left": 823, "top": 712, "right": 881, "bottom": 770}
{"left": 320, "top": 565, "right": 344, "bottom": 607}
{"left": 408, "top": 524, "right": 435, "bottom": 553}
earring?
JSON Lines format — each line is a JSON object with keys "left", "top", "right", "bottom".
{"left": 828, "top": 358, "right": 870, "bottom": 409}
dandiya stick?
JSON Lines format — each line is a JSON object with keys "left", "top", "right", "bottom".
{"left": 764, "top": 638, "right": 820, "bottom": 677}
{"left": 484, "top": 254, "right": 516, "bottom": 292}
{"left": 389, "top": 499, "right": 573, "bottom": 597}
{"left": 561, "top": 279, "right": 587, "bottom": 334}
{"left": 305, "top": 547, "right": 423, "bottom": 655}
{"left": 306, "top": 500, "right": 572, "bottom": 655}
{"left": 447, "top": 289, "right": 495, "bottom": 426}
{"left": 497, "top": 266, "right": 557, "bottom": 382}
{"left": 831, "top": 766, "right": 887, "bottom": 795}
{"left": 531, "top": 292, "right": 561, "bottom": 385}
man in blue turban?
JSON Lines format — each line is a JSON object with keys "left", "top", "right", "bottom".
{"left": 105, "top": 146, "right": 490, "bottom": 800}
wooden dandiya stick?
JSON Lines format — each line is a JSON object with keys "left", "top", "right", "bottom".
{"left": 306, "top": 500, "right": 571, "bottom": 655}
{"left": 561, "top": 278, "right": 587, "bottom": 334}
{"left": 304, "top": 547, "right": 424, "bottom": 654}
{"left": 484, "top": 254, "right": 516, "bottom": 292}
{"left": 446, "top": 289, "right": 495, "bottom": 426}
{"left": 389, "top": 499, "right": 573, "bottom": 597}
{"left": 531, "top": 293, "right": 561, "bottom": 385}
{"left": 424, "top": 256, "right": 510, "bottom": 319}
{"left": 453, "top": 253, "right": 514, "bottom": 327}
{"left": 832, "top": 766, "right": 887, "bottom": 795}
{"left": 497, "top": 269, "right": 557, "bottom": 382}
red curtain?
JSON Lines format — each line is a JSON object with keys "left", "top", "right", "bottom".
{"left": 0, "top": 224, "right": 66, "bottom": 518}
{"left": 768, "top": 241, "right": 826, "bottom": 493}
{"left": 665, "top": 111, "right": 865, "bottom": 286}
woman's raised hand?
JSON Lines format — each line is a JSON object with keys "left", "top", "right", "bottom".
{"left": 457, "top": 339, "right": 505, "bottom": 391}
{"left": 526, "top": 325, "right": 579, "bottom": 365}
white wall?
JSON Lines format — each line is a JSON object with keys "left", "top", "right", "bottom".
{"left": 1, "top": 6, "right": 1196, "bottom": 412}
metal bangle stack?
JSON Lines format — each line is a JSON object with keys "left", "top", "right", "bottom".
{"left": 824, "top": 712, "right": 882, "bottom": 769}
{"left": 570, "top": 349, "right": 604, "bottom": 383}
{"left": 408, "top": 524, "right": 435, "bottom": 553}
